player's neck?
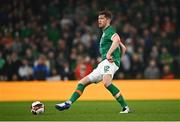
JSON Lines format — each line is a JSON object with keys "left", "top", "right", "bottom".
{"left": 102, "top": 24, "right": 110, "bottom": 31}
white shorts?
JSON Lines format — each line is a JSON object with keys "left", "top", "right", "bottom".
{"left": 87, "top": 59, "right": 119, "bottom": 83}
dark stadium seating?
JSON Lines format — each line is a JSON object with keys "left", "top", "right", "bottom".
{"left": 0, "top": 0, "right": 179, "bottom": 81}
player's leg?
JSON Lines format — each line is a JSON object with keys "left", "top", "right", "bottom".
{"left": 102, "top": 74, "right": 130, "bottom": 113}
{"left": 55, "top": 76, "right": 92, "bottom": 111}
{"left": 68, "top": 76, "right": 92, "bottom": 104}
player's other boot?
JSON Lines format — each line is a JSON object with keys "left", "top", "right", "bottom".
{"left": 120, "top": 106, "right": 131, "bottom": 113}
{"left": 55, "top": 101, "right": 71, "bottom": 111}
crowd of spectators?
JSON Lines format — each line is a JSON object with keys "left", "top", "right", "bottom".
{"left": 0, "top": 0, "right": 179, "bottom": 81}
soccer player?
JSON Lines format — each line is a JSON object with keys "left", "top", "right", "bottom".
{"left": 55, "top": 10, "right": 130, "bottom": 113}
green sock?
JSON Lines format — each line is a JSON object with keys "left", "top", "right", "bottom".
{"left": 69, "top": 83, "right": 85, "bottom": 103}
{"left": 107, "top": 84, "right": 128, "bottom": 108}
{"left": 116, "top": 95, "right": 128, "bottom": 108}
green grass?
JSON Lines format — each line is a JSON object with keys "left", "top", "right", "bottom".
{"left": 0, "top": 100, "right": 180, "bottom": 121}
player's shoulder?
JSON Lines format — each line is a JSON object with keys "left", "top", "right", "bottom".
{"left": 105, "top": 26, "right": 116, "bottom": 35}
{"left": 108, "top": 26, "right": 116, "bottom": 32}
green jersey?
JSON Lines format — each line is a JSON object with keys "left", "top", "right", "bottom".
{"left": 100, "top": 26, "right": 121, "bottom": 67}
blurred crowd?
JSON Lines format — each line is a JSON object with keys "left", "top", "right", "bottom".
{"left": 0, "top": 0, "right": 179, "bottom": 81}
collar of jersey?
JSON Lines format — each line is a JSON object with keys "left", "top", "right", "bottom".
{"left": 103, "top": 25, "right": 110, "bottom": 32}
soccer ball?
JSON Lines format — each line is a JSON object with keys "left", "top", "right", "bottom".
{"left": 31, "top": 101, "right": 45, "bottom": 115}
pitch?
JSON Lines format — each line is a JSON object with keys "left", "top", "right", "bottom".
{"left": 0, "top": 100, "right": 180, "bottom": 121}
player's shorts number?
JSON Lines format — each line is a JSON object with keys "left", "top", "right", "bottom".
{"left": 104, "top": 65, "right": 110, "bottom": 73}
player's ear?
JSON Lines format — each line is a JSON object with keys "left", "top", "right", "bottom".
{"left": 107, "top": 18, "right": 111, "bottom": 23}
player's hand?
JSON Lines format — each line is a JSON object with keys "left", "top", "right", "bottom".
{"left": 106, "top": 53, "right": 113, "bottom": 63}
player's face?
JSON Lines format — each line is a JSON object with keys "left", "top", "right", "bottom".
{"left": 98, "top": 15, "right": 109, "bottom": 28}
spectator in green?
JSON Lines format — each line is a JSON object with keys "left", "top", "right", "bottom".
{"left": 20, "top": 22, "right": 34, "bottom": 38}
{"left": 159, "top": 47, "right": 174, "bottom": 71}
{"left": 47, "top": 20, "right": 61, "bottom": 45}
{"left": 0, "top": 52, "right": 5, "bottom": 80}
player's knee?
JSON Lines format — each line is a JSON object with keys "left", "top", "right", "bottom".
{"left": 78, "top": 80, "right": 86, "bottom": 85}
{"left": 78, "top": 76, "right": 90, "bottom": 86}
{"left": 102, "top": 75, "right": 112, "bottom": 87}
{"left": 103, "top": 81, "right": 111, "bottom": 88}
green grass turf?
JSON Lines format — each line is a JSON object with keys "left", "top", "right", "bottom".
{"left": 0, "top": 100, "right": 180, "bottom": 121}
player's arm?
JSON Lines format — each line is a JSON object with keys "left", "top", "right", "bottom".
{"left": 106, "top": 33, "right": 121, "bottom": 62}
{"left": 119, "top": 41, "right": 126, "bottom": 57}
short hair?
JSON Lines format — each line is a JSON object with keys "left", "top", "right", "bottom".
{"left": 98, "top": 10, "right": 112, "bottom": 20}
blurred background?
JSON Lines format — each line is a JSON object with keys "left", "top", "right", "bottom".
{"left": 0, "top": 0, "right": 179, "bottom": 81}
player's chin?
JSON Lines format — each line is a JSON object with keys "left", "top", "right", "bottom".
{"left": 99, "top": 25, "right": 103, "bottom": 28}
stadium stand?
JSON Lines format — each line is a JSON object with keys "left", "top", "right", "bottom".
{"left": 0, "top": 0, "right": 179, "bottom": 81}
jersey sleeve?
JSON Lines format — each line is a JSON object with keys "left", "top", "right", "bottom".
{"left": 108, "top": 28, "right": 116, "bottom": 41}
